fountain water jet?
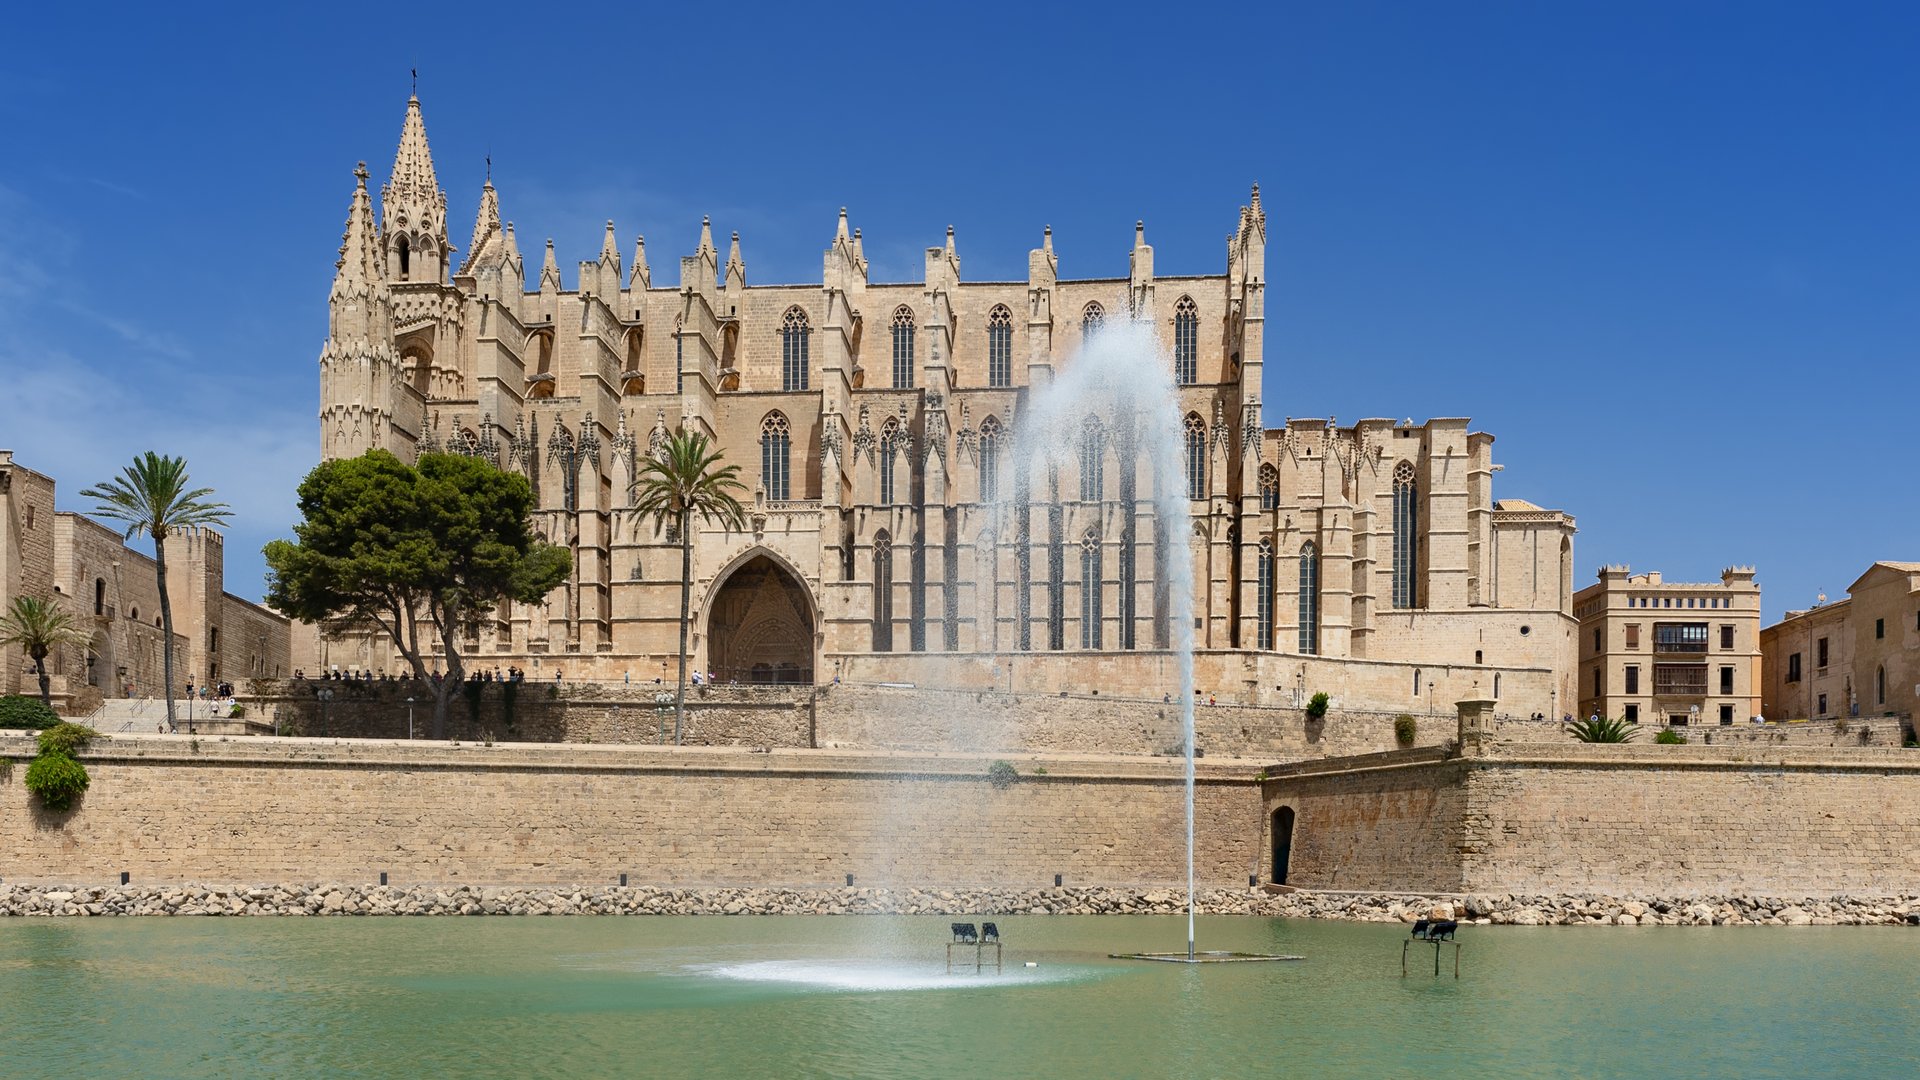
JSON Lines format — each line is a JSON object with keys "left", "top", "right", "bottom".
{"left": 1004, "top": 316, "right": 1200, "bottom": 958}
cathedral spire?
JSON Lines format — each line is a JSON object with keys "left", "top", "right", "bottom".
{"left": 539, "top": 238, "right": 562, "bottom": 292}
{"left": 460, "top": 177, "right": 502, "bottom": 274}
{"left": 697, "top": 215, "right": 715, "bottom": 258}
{"left": 328, "top": 163, "right": 390, "bottom": 338}
{"left": 725, "top": 231, "right": 746, "bottom": 290}
{"left": 630, "top": 234, "right": 650, "bottom": 289}
{"left": 319, "top": 162, "right": 399, "bottom": 461}
{"left": 600, "top": 220, "right": 620, "bottom": 264}
{"left": 381, "top": 93, "right": 450, "bottom": 282}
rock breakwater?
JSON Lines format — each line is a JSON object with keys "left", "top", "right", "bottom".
{"left": 2, "top": 883, "right": 1917, "bottom": 923}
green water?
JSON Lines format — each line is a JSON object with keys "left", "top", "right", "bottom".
{"left": 2, "top": 915, "right": 1915, "bottom": 1078}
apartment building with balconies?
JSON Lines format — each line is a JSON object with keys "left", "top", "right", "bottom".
{"left": 1573, "top": 565, "right": 1762, "bottom": 727}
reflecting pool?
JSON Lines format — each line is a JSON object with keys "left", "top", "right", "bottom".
{"left": 3, "top": 915, "right": 1916, "bottom": 1078}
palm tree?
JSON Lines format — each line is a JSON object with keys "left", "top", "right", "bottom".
{"left": 0, "top": 596, "right": 91, "bottom": 711}
{"left": 80, "top": 453, "right": 231, "bottom": 730}
{"left": 1564, "top": 714, "right": 1640, "bottom": 743}
{"left": 630, "top": 429, "right": 748, "bottom": 743}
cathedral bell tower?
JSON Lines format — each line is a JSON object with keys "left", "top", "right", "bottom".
{"left": 381, "top": 94, "right": 450, "bottom": 284}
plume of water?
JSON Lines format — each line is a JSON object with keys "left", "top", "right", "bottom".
{"left": 1007, "top": 317, "right": 1198, "bottom": 958}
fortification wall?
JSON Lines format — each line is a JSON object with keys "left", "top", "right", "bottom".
{"left": 834, "top": 648, "right": 1556, "bottom": 720}
{"left": 0, "top": 736, "right": 1263, "bottom": 889}
{"left": 1265, "top": 743, "right": 1920, "bottom": 896}
{"left": 1257, "top": 750, "right": 1468, "bottom": 892}
{"left": 240, "top": 679, "right": 1470, "bottom": 761}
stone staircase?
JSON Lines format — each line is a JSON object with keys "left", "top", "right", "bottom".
{"left": 83, "top": 699, "right": 272, "bottom": 736}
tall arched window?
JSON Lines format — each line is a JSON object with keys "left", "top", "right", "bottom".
{"left": 780, "top": 307, "right": 810, "bottom": 391}
{"left": 1298, "top": 541, "right": 1320, "bottom": 655}
{"left": 94, "top": 578, "right": 106, "bottom": 616}
{"left": 873, "top": 530, "right": 894, "bottom": 652}
{"left": 1878, "top": 664, "right": 1887, "bottom": 705}
{"left": 1259, "top": 462, "right": 1279, "bottom": 511}
{"left": 979, "top": 415, "right": 1002, "bottom": 502}
{"left": 1048, "top": 511, "right": 1065, "bottom": 651}
{"left": 1256, "top": 540, "right": 1274, "bottom": 650}
{"left": 1174, "top": 295, "right": 1198, "bottom": 385}
{"left": 891, "top": 306, "right": 915, "bottom": 389}
{"left": 879, "top": 419, "right": 899, "bottom": 505}
{"left": 1082, "top": 302, "right": 1105, "bottom": 333}
{"left": 1184, "top": 413, "right": 1207, "bottom": 501}
{"left": 674, "top": 314, "right": 684, "bottom": 365}
{"left": 1079, "top": 416, "right": 1104, "bottom": 502}
{"left": 1080, "top": 530, "right": 1103, "bottom": 649}
{"left": 1392, "top": 460, "right": 1418, "bottom": 608}
{"left": 397, "top": 236, "right": 411, "bottom": 281}
{"left": 987, "top": 305, "right": 1013, "bottom": 388}
{"left": 761, "top": 412, "right": 791, "bottom": 502}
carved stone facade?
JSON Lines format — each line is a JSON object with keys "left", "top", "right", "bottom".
{"left": 308, "top": 95, "right": 1578, "bottom": 715}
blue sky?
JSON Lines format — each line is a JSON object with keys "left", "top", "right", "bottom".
{"left": 1, "top": 1, "right": 1913, "bottom": 622}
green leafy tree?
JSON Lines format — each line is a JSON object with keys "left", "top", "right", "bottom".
{"left": 1564, "top": 714, "right": 1640, "bottom": 743}
{"left": 79, "top": 453, "right": 231, "bottom": 730}
{"left": 0, "top": 596, "right": 91, "bottom": 711}
{"left": 628, "top": 429, "right": 748, "bottom": 743}
{"left": 263, "top": 450, "right": 570, "bottom": 738}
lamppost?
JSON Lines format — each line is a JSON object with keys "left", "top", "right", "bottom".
{"left": 406, "top": 696, "right": 414, "bottom": 740}
{"left": 316, "top": 686, "right": 334, "bottom": 736}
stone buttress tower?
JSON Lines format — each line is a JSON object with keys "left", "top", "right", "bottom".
{"left": 317, "top": 163, "right": 399, "bottom": 460}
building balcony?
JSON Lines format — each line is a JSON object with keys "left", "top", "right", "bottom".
{"left": 1653, "top": 684, "right": 1709, "bottom": 699}
{"left": 1653, "top": 642, "right": 1708, "bottom": 655}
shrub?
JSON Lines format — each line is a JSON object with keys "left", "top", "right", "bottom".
{"left": 227, "top": 704, "right": 246, "bottom": 719}
{"left": 25, "top": 752, "right": 89, "bottom": 811}
{"left": 1394, "top": 714, "right": 1417, "bottom": 746}
{"left": 1305, "top": 692, "right": 1331, "bottom": 722}
{"left": 1564, "top": 715, "right": 1639, "bottom": 743}
{"left": 0, "top": 695, "right": 59, "bottom": 730}
{"left": 36, "top": 722, "right": 97, "bottom": 757}
{"left": 987, "top": 760, "right": 1019, "bottom": 788}
{"left": 1654, "top": 729, "right": 1688, "bottom": 745}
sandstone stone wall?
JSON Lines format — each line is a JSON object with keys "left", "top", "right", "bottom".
{"left": 813, "top": 684, "right": 1442, "bottom": 760}
{"left": 1258, "top": 749, "right": 1467, "bottom": 892}
{"left": 240, "top": 678, "right": 1473, "bottom": 760}
{"left": 1266, "top": 743, "right": 1920, "bottom": 896}
{"left": 0, "top": 736, "right": 1262, "bottom": 889}
{"left": 248, "top": 680, "right": 814, "bottom": 747}
{"left": 835, "top": 647, "right": 1558, "bottom": 722}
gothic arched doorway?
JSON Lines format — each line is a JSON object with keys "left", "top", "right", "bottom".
{"left": 706, "top": 553, "right": 815, "bottom": 685}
